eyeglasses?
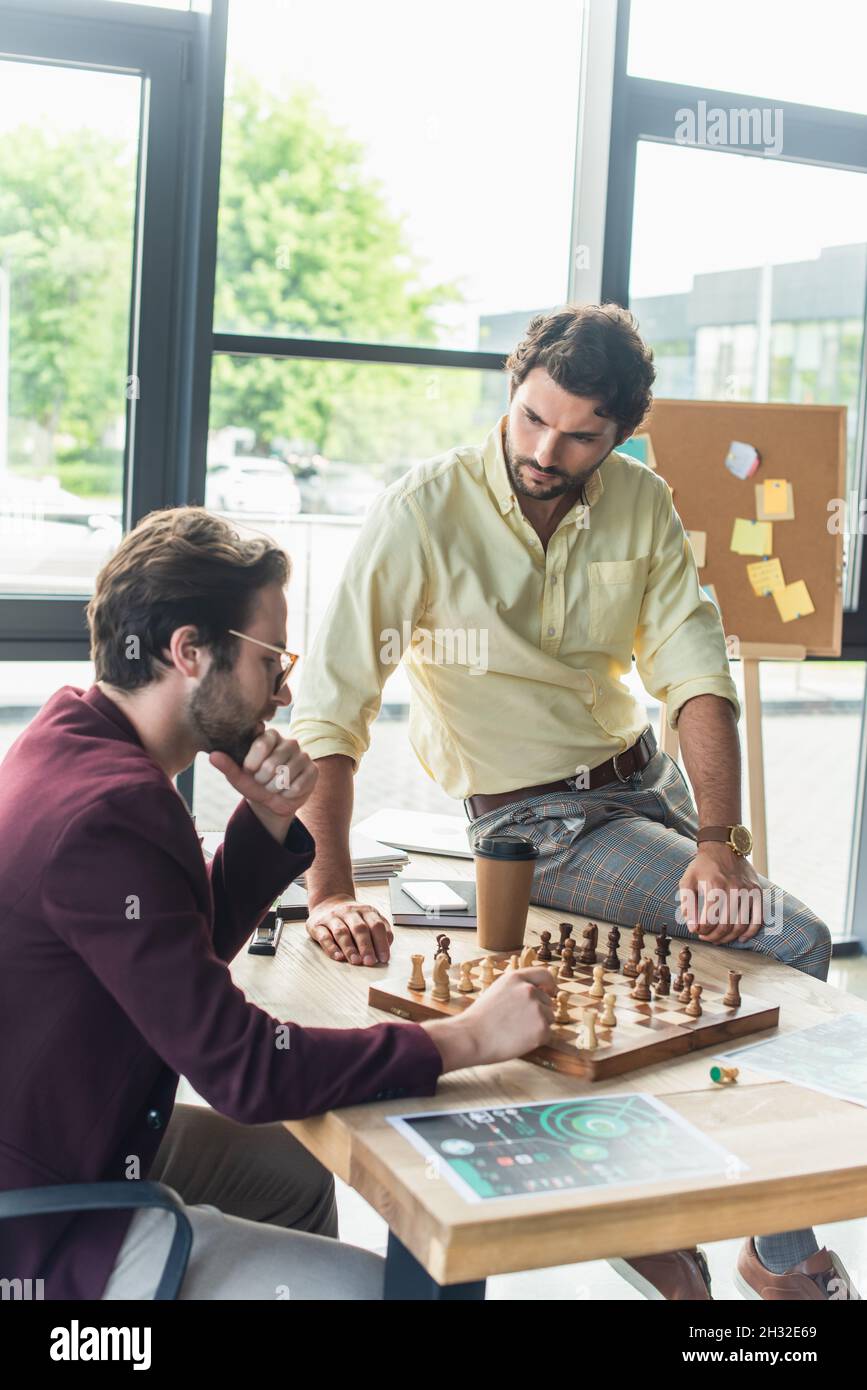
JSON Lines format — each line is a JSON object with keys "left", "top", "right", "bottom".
{"left": 228, "top": 629, "right": 300, "bottom": 697}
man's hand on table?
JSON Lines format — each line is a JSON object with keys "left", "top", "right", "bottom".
{"left": 422, "top": 967, "right": 556, "bottom": 1073}
{"left": 678, "top": 843, "right": 764, "bottom": 945}
{"left": 306, "top": 895, "right": 393, "bottom": 967}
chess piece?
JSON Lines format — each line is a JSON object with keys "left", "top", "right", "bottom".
{"left": 723, "top": 971, "right": 742, "bottom": 1009}
{"left": 654, "top": 928, "right": 671, "bottom": 981}
{"left": 685, "top": 983, "right": 703, "bottom": 1018}
{"left": 623, "top": 925, "right": 643, "bottom": 978}
{"left": 589, "top": 964, "right": 606, "bottom": 1000}
{"left": 554, "top": 991, "right": 572, "bottom": 1025}
{"left": 600, "top": 993, "right": 617, "bottom": 1028}
{"left": 457, "top": 961, "right": 475, "bottom": 994}
{"left": 520, "top": 944, "right": 537, "bottom": 968}
{"left": 408, "top": 955, "right": 426, "bottom": 992}
{"left": 653, "top": 964, "right": 671, "bottom": 998}
{"left": 559, "top": 939, "right": 575, "bottom": 979}
{"left": 556, "top": 922, "right": 573, "bottom": 957}
{"left": 678, "top": 970, "right": 695, "bottom": 1004}
{"left": 537, "top": 930, "right": 553, "bottom": 962}
{"left": 480, "top": 956, "right": 495, "bottom": 989}
{"left": 630, "top": 956, "right": 652, "bottom": 1002}
{"left": 579, "top": 925, "right": 597, "bottom": 966}
{"left": 432, "top": 953, "right": 451, "bottom": 1002}
{"left": 604, "top": 927, "right": 620, "bottom": 971}
{"left": 507, "top": 953, "right": 520, "bottom": 972}
{"left": 582, "top": 1009, "right": 598, "bottom": 1051}
{"left": 549, "top": 964, "right": 561, "bottom": 988}
{"left": 673, "top": 946, "right": 692, "bottom": 992}
{"left": 435, "top": 934, "right": 451, "bottom": 964}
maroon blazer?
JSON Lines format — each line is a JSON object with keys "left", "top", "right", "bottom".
{"left": 0, "top": 686, "right": 441, "bottom": 1298}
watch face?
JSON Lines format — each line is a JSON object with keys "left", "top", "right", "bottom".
{"left": 731, "top": 824, "right": 752, "bottom": 854}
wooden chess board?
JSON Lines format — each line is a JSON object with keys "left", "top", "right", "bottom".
{"left": 368, "top": 931, "right": 779, "bottom": 1082}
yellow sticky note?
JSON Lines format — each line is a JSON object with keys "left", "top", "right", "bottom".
{"left": 774, "top": 580, "right": 815, "bottom": 623}
{"left": 763, "top": 480, "right": 789, "bottom": 516}
{"left": 731, "top": 518, "right": 773, "bottom": 556}
{"left": 747, "top": 558, "right": 785, "bottom": 595}
{"left": 687, "top": 530, "right": 706, "bottom": 567}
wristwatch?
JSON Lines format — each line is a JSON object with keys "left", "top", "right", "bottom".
{"left": 696, "top": 824, "right": 753, "bottom": 856}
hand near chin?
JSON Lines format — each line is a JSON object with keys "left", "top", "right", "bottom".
{"left": 209, "top": 727, "right": 318, "bottom": 834}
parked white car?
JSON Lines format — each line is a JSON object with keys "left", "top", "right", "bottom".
{"left": 205, "top": 458, "right": 302, "bottom": 517}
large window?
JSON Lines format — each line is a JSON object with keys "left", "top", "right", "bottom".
{"left": 215, "top": 0, "right": 583, "bottom": 350}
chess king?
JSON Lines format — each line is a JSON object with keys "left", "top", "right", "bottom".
{"left": 291, "top": 303, "right": 850, "bottom": 1302}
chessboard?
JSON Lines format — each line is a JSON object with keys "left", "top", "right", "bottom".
{"left": 368, "top": 922, "right": 780, "bottom": 1081}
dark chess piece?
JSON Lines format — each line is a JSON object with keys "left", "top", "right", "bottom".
{"left": 654, "top": 929, "right": 671, "bottom": 981}
{"left": 604, "top": 927, "right": 621, "bottom": 971}
{"left": 673, "top": 946, "right": 692, "bottom": 993}
{"left": 537, "top": 930, "right": 553, "bottom": 963}
{"left": 555, "top": 922, "right": 573, "bottom": 957}
{"left": 435, "top": 934, "right": 451, "bottom": 964}
{"left": 559, "top": 939, "right": 576, "bottom": 979}
{"left": 578, "top": 924, "right": 597, "bottom": 966}
{"left": 653, "top": 964, "right": 671, "bottom": 998}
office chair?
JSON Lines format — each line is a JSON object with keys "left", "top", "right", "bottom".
{"left": 0, "top": 1180, "right": 192, "bottom": 1299}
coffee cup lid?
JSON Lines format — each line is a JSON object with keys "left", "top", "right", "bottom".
{"left": 473, "top": 835, "right": 539, "bottom": 861}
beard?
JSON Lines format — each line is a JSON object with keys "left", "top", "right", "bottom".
{"left": 504, "top": 424, "right": 605, "bottom": 502}
{"left": 188, "top": 663, "right": 264, "bottom": 767}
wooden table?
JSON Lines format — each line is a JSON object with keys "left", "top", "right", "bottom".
{"left": 231, "top": 853, "right": 867, "bottom": 1299}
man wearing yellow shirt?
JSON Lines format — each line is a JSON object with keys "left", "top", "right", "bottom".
{"left": 291, "top": 304, "right": 848, "bottom": 1302}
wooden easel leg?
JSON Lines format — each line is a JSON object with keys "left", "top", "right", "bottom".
{"left": 742, "top": 659, "right": 769, "bottom": 877}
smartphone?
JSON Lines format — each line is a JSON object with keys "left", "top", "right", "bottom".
{"left": 402, "top": 881, "right": 468, "bottom": 913}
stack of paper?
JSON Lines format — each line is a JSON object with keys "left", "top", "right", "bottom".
{"left": 296, "top": 829, "right": 409, "bottom": 887}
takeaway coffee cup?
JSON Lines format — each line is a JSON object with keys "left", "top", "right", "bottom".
{"left": 473, "top": 835, "right": 539, "bottom": 953}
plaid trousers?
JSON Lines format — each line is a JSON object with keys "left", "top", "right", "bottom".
{"left": 466, "top": 748, "right": 831, "bottom": 981}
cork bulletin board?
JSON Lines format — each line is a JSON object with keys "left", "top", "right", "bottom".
{"left": 642, "top": 399, "right": 846, "bottom": 657}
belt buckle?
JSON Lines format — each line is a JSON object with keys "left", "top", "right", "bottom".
{"left": 611, "top": 750, "right": 631, "bottom": 783}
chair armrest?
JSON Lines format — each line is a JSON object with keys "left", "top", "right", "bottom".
{"left": 0, "top": 1180, "right": 192, "bottom": 1300}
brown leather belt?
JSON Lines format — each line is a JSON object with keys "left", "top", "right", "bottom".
{"left": 464, "top": 727, "right": 657, "bottom": 821}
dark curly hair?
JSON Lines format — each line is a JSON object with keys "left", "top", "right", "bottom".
{"left": 505, "top": 303, "right": 656, "bottom": 436}
{"left": 87, "top": 506, "right": 290, "bottom": 691}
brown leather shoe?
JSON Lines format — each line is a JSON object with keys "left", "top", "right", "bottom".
{"left": 609, "top": 1247, "right": 712, "bottom": 1300}
{"left": 735, "top": 1238, "right": 861, "bottom": 1300}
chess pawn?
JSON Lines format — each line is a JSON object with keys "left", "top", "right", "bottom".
{"left": 555, "top": 922, "right": 573, "bottom": 957}
{"left": 723, "top": 971, "right": 743, "bottom": 1009}
{"left": 604, "top": 927, "right": 620, "bottom": 972}
{"left": 435, "top": 934, "right": 452, "bottom": 964}
{"left": 537, "top": 930, "right": 553, "bottom": 962}
{"left": 520, "top": 944, "right": 537, "bottom": 968}
{"left": 653, "top": 964, "right": 671, "bottom": 998}
{"left": 685, "top": 983, "right": 703, "bottom": 1018}
{"left": 678, "top": 970, "right": 695, "bottom": 1004}
{"left": 599, "top": 993, "right": 617, "bottom": 1028}
{"left": 431, "top": 953, "right": 451, "bottom": 1003}
{"left": 408, "top": 954, "right": 426, "bottom": 992}
{"left": 582, "top": 1009, "right": 598, "bottom": 1051}
{"left": 549, "top": 964, "right": 561, "bottom": 989}
{"left": 673, "top": 947, "right": 692, "bottom": 993}
{"left": 554, "top": 991, "right": 572, "bottom": 1025}
{"left": 559, "top": 940, "right": 575, "bottom": 979}
{"left": 589, "top": 964, "right": 606, "bottom": 1000}
{"left": 480, "top": 956, "right": 495, "bottom": 989}
{"left": 457, "top": 961, "right": 475, "bottom": 994}
{"left": 507, "top": 953, "right": 520, "bottom": 972}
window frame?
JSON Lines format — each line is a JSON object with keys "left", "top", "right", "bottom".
{"left": 602, "top": 0, "right": 867, "bottom": 656}
{"left": 0, "top": 0, "right": 226, "bottom": 657}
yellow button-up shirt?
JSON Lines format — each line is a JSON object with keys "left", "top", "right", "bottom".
{"left": 291, "top": 417, "right": 740, "bottom": 798}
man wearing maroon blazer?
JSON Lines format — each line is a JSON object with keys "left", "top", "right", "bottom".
{"left": 0, "top": 507, "right": 555, "bottom": 1300}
